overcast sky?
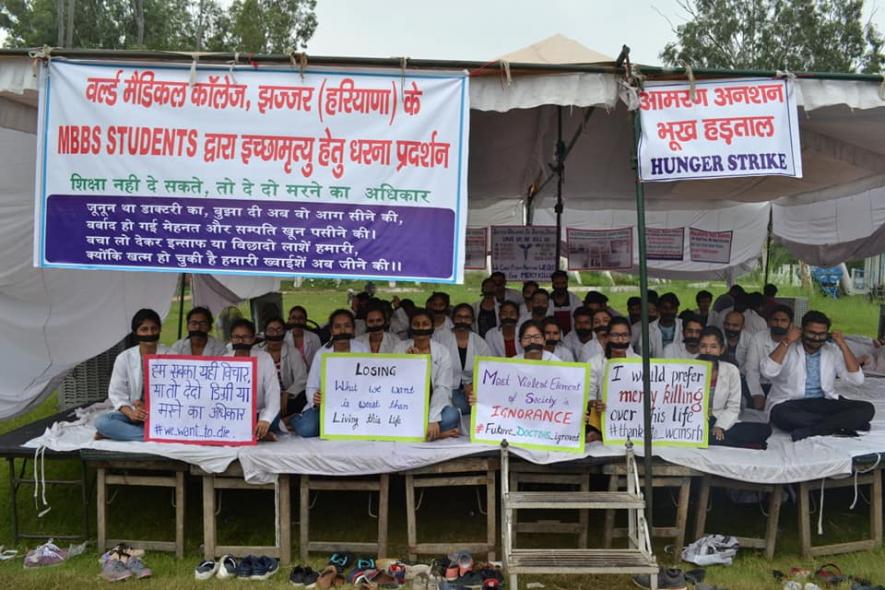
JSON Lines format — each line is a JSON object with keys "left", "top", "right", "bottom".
{"left": 305, "top": 0, "right": 885, "bottom": 66}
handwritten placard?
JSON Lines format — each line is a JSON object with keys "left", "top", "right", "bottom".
{"left": 490, "top": 225, "right": 558, "bottom": 281}
{"left": 320, "top": 353, "right": 431, "bottom": 442}
{"left": 601, "top": 358, "right": 711, "bottom": 448}
{"left": 471, "top": 357, "right": 588, "bottom": 453}
{"left": 638, "top": 78, "right": 802, "bottom": 182}
{"left": 144, "top": 354, "right": 257, "bottom": 446}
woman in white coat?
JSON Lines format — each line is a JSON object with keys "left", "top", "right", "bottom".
{"left": 285, "top": 305, "right": 323, "bottom": 366}
{"left": 95, "top": 308, "right": 170, "bottom": 441}
{"left": 698, "top": 326, "right": 772, "bottom": 449}
{"left": 255, "top": 316, "right": 308, "bottom": 423}
{"left": 170, "top": 307, "right": 228, "bottom": 356}
{"left": 356, "top": 304, "right": 401, "bottom": 354}
{"left": 434, "top": 303, "right": 492, "bottom": 416}
{"left": 484, "top": 301, "right": 521, "bottom": 358}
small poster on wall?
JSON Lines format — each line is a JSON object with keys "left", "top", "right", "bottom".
{"left": 566, "top": 227, "right": 633, "bottom": 271}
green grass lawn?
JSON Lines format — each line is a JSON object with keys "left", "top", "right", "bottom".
{"left": 3, "top": 277, "right": 885, "bottom": 589}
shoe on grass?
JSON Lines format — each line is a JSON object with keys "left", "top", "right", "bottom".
{"left": 633, "top": 567, "right": 687, "bottom": 589}
{"left": 217, "top": 555, "right": 237, "bottom": 579}
{"left": 100, "top": 559, "right": 132, "bottom": 583}
{"left": 250, "top": 556, "right": 279, "bottom": 581}
{"left": 127, "top": 556, "right": 152, "bottom": 579}
{"left": 302, "top": 566, "right": 320, "bottom": 588}
{"left": 195, "top": 560, "right": 219, "bottom": 581}
{"left": 237, "top": 555, "right": 256, "bottom": 579}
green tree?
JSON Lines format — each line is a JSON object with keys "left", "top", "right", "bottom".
{"left": 660, "top": 0, "right": 884, "bottom": 73}
{"left": 227, "top": 0, "right": 317, "bottom": 53}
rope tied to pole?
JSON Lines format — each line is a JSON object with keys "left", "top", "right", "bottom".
{"left": 499, "top": 60, "right": 512, "bottom": 87}
{"left": 681, "top": 60, "right": 697, "bottom": 102}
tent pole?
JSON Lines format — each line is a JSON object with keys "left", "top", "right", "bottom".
{"left": 554, "top": 106, "right": 565, "bottom": 270}
{"left": 763, "top": 208, "right": 773, "bottom": 286}
{"left": 177, "top": 273, "right": 187, "bottom": 339}
{"left": 631, "top": 107, "right": 655, "bottom": 526}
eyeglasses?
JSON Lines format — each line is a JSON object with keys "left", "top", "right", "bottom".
{"left": 521, "top": 334, "right": 544, "bottom": 343}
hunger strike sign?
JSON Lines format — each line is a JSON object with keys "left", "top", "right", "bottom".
{"left": 471, "top": 357, "right": 589, "bottom": 453}
{"left": 601, "top": 358, "right": 711, "bottom": 448}
{"left": 638, "top": 78, "right": 801, "bottom": 182}
{"left": 34, "top": 61, "right": 469, "bottom": 283}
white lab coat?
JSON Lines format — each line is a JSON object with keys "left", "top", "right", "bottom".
{"left": 577, "top": 338, "right": 604, "bottom": 363}
{"left": 745, "top": 330, "right": 780, "bottom": 398}
{"left": 484, "top": 326, "right": 521, "bottom": 358}
{"left": 170, "top": 335, "right": 228, "bottom": 356}
{"left": 395, "top": 339, "right": 455, "bottom": 423}
{"left": 663, "top": 340, "right": 699, "bottom": 360}
{"left": 761, "top": 341, "right": 864, "bottom": 414}
{"left": 632, "top": 319, "right": 682, "bottom": 358}
{"left": 433, "top": 329, "right": 492, "bottom": 386}
{"left": 356, "top": 331, "right": 402, "bottom": 354}
{"left": 223, "top": 349, "right": 281, "bottom": 424}
{"left": 389, "top": 307, "right": 411, "bottom": 340}
{"left": 304, "top": 340, "right": 371, "bottom": 405}
{"left": 284, "top": 329, "right": 323, "bottom": 366}
{"left": 552, "top": 344, "right": 575, "bottom": 362}
{"left": 563, "top": 330, "right": 595, "bottom": 359}
{"left": 710, "top": 361, "right": 742, "bottom": 431}
{"left": 107, "top": 344, "right": 171, "bottom": 410}
{"left": 254, "top": 340, "right": 308, "bottom": 396}
{"left": 588, "top": 349, "right": 639, "bottom": 401}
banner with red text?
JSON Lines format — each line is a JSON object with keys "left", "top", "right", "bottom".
{"left": 638, "top": 78, "right": 801, "bottom": 182}
{"left": 34, "top": 61, "right": 469, "bottom": 283}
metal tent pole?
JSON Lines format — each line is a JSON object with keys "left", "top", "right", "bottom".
{"left": 763, "top": 208, "right": 774, "bottom": 286}
{"left": 554, "top": 106, "right": 565, "bottom": 270}
{"left": 177, "top": 274, "right": 187, "bottom": 339}
{"left": 631, "top": 107, "right": 655, "bottom": 525}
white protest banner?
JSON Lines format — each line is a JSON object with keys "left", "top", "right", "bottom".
{"left": 601, "top": 357, "right": 711, "bottom": 448}
{"left": 646, "top": 227, "right": 685, "bottom": 261}
{"left": 490, "top": 225, "right": 558, "bottom": 281}
{"left": 567, "top": 227, "right": 633, "bottom": 271}
{"left": 689, "top": 227, "right": 733, "bottom": 264}
{"left": 465, "top": 226, "right": 488, "bottom": 269}
{"left": 320, "top": 353, "right": 430, "bottom": 442}
{"left": 144, "top": 355, "right": 256, "bottom": 446}
{"left": 471, "top": 357, "right": 588, "bottom": 453}
{"left": 34, "top": 61, "right": 469, "bottom": 283}
{"left": 638, "top": 78, "right": 802, "bottom": 182}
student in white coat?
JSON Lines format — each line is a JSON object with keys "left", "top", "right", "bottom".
{"left": 517, "top": 289, "right": 553, "bottom": 332}
{"left": 356, "top": 304, "right": 401, "bottom": 354}
{"left": 517, "top": 280, "right": 540, "bottom": 317}
{"left": 663, "top": 316, "right": 703, "bottom": 360}
{"left": 542, "top": 318, "right": 575, "bottom": 362}
{"left": 490, "top": 271, "right": 524, "bottom": 306}
{"left": 633, "top": 292, "right": 682, "bottom": 357}
{"left": 395, "top": 309, "right": 459, "bottom": 441}
{"left": 255, "top": 316, "right": 308, "bottom": 423}
{"left": 550, "top": 270, "right": 582, "bottom": 334}
{"left": 224, "top": 318, "right": 281, "bottom": 441}
{"left": 284, "top": 305, "right": 323, "bottom": 367}
{"left": 95, "top": 309, "right": 171, "bottom": 441}
{"left": 292, "top": 309, "right": 370, "bottom": 437}
{"left": 484, "top": 301, "right": 521, "bottom": 358}
{"left": 388, "top": 299, "right": 416, "bottom": 340}
{"left": 745, "top": 305, "right": 794, "bottom": 410}
{"left": 473, "top": 277, "right": 501, "bottom": 338}
{"left": 563, "top": 307, "right": 595, "bottom": 359}
{"left": 170, "top": 307, "right": 228, "bottom": 356}
{"left": 427, "top": 292, "right": 455, "bottom": 334}
{"left": 578, "top": 309, "right": 613, "bottom": 362}
{"left": 586, "top": 317, "right": 638, "bottom": 441}
{"left": 435, "top": 304, "right": 492, "bottom": 418}
{"left": 698, "top": 327, "right": 772, "bottom": 448}
{"left": 762, "top": 310, "right": 871, "bottom": 441}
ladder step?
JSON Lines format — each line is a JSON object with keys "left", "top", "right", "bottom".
{"left": 508, "top": 548, "right": 657, "bottom": 573}
{"left": 505, "top": 491, "right": 645, "bottom": 510}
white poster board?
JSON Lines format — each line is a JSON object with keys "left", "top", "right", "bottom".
{"left": 646, "top": 227, "right": 685, "bottom": 261}
{"left": 465, "top": 226, "right": 488, "bottom": 270}
{"left": 689, "top": 227, "right": 733, "bottom": 264}
{"left": 601, "top": 357, "right": 711, "bottom": 448}
{"left": 566, "top": 227, "right": 633, "bottom": 271}
{"left": 490, "top": 225, "right": 558, "bottom": 281}
{"left": 320, "top": 353, "right": 430, "bottom": 442}
{"left": 144, "top": 355, "right": 256, "bottom": 446}
{"left": 471, "top": 357, "right": 588, "bottom": 453}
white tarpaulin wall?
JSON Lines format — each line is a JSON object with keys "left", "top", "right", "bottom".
{"left": 1, "top": 56, "right": 885, "bottom": 417}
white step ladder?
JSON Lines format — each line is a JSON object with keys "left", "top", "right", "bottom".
{"left": 501, "top": 441, "right": 658, "bottom": 589}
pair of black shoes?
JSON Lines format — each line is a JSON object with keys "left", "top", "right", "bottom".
{"left": 289, "top": 565, "right": 320, "bottom": 587}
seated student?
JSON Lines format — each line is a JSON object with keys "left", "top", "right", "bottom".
{"left": 760, "top": 283, "right": 779, "bottom": 319}
{"left": 721, "top": 310, "right": 751, "bottom": 369}
{"left": 356, "top": 303, "right": 401, "bottom": 353}
{"left": 285, "top": 305, "right": 323, "bottom": 366}
{"left": 563, "top": 307, "right": 595, "bottom": 359}
{"left": 694, "top": 290, "right": 713, "bottom": 326}
{"left": 255, "top": 316, "right": 308, "bottom": 422}
{"left": 435, "top": 304, "right": 492, "bottom": 418}
{"left": 663, "top": 315, "right": 703, "bottom": 360}
{"left": 578, "top": 309, "right": 612, "bottom": 362}
{"left": 626, "top": 296, "right": 642, "bottom": 326}
{"left": 542, "top": 317, "right": 575, "bottom": 362}
{"left": 95, "top": 309, "right": 171, "bottom": 441}
{"left": 225, "top": 319, "right": 281, "bottom": 441}
{"left": 484, "top": 301, "right": 521, "bottom": 358}
{"left": 396, "top": 309, "right": 459, "bottom": 441}
{"left": 698, "top": 327, "right": 772, "bottom": 449}
{"left": 518, "top": 288, "right": 552, "bottom": 330}
{"left": 351, "top": 291, "right": 371, "bottom": 336}
{"left": 746, "top": 304, "right": 793, "bottom": 410}
{"left": 171, "top": 307, "right": 228, "bottom": 356}
{"left": 490, "top": 271, "right": 524, "bottom": 305}
{"left": 550, "top": 270, "right": 581, "bottom": 334}
{"left": 518, "top": 280, "right": 540, "bottom": 317}
{"left": 762, "top": 310, "right": 871, "bottom": 441}
{"left": 633, "top": 292, "right": 681, "bottom": 357}
{"left": 586, "top": 317, "right": 638, "bottom": 442}
{"left": 859, "top": 337, "right": 885, "bottom": 372}
{"left": 291, "top": 309, "right": 371, "bottom": 438}
{"left": 743, "top": 292, "right": 769, "bottom": 334}
{"left": 389, "top": 298, "right": 415, "bottom": 340}
{"left": 473, "top": 277, "right": 500, "bottom": 338}
{"left": 427, "top": 292, "right": 454, "bottom": 334}
{"left": 584, "top": 290, "right": 621, "bottom": 318}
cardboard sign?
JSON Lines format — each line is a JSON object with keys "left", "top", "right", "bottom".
{"left": 566, "top": 227, "right": 633, "bottom": 271}
{"left": 601, "top": 357, "right": 711, "bottom": 448}
{"left": 320, "top": 353, "right": 431, "bottom": 442}
{"left": 471, "top": 356, "right": 588, "bottom": 453}
{"left": 490, "top": 225, "right": 558, "bottom": 281}
{"left": 144, "top": 355, "right": 257, "bottom": 446}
